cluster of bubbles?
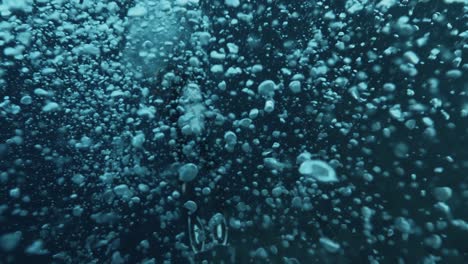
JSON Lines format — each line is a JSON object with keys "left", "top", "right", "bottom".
{"left": 0, "top": 0, "right": 467, "bottom": 263}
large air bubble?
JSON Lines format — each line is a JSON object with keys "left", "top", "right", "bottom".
{"left": 123, "top": 0, "right": 193, "bottom": 75}
{"left": 299, "top": 160, "right": 338, "bottom": 183}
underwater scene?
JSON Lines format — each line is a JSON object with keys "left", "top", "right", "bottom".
{"left": 0, "top": 0, "right": 467, "bottom": 263}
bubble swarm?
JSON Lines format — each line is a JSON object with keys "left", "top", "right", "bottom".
{"left": 0, "top": 0, "right": 467, "bottom": 263}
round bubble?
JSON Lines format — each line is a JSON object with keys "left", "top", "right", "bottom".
{"left": 178, "top": 163, "right": 199, "bottom": 182}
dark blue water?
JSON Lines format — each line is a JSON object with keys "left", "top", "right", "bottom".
{"left": 0, "top": 0, "right": 467, "bottom": 263}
